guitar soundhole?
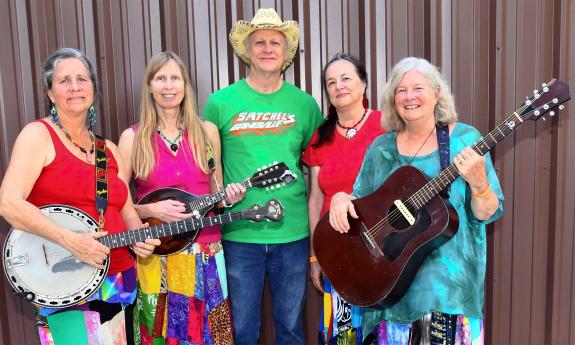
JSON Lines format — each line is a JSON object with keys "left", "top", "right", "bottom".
{"left": 380, "top": 207, "right": 431, "bottom": 262}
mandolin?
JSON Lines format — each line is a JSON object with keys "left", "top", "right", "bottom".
{"left": 138, "top": 161, "right": 296, "bottom": 255}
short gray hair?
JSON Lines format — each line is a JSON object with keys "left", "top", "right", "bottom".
{"left": 381, "top": 57, "right": 457, "bottom": 132}
{"left": 41, "top": 48, "right": 98, "bottom": 107}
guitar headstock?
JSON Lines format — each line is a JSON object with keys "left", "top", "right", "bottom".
{"left": 250, "top": 161, "right": 297, "bottom": 190}
{"left": 242, "top": 199, "right": 284, "bottom": 222}
{"left": 519, "top": 79, "right": 571, "bottom": 122}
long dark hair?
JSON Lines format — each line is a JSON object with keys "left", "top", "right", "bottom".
{"left": 314, "top": 53, "right": 368, "bottom": 148}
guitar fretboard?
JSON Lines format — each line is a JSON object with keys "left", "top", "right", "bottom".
{"left": 185, "top": 179, "right": 252, "bottom": 212}
{"left": 406, "top": 111, "right": 525, "bottom": 210}
{"left": 98, "top": 210, "right": 247, "bottom": 249}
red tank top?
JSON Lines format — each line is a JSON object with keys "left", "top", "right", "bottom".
{"left": 27, "top": 120, "right": 132, "bottom": 274}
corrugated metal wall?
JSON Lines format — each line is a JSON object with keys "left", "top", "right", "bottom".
{"left": 0, "top": 0, "right": 574, "bottom": 344}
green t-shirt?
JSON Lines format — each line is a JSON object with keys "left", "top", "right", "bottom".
{"left": 203, "top": 79, "right": 323, "bottom": 244}
{"left": 354, "top": 123, "right": 504, "bottom": 330}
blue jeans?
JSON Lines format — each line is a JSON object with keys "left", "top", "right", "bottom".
{"left": 222, "top": 238, "right": 309, "bottom": 345}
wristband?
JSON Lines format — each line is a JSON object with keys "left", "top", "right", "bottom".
{"left": 309, "top": 255, "right": 318, "bottom": 263}
{"left": 472, "top": 184, "right": 491, "bottom": 198}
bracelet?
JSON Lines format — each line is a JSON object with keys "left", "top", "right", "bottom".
{"left": 309, "top": 255, "right": 318, "bottom": 263}
{"left": 472, "top": 184, "right": 491, "bottom": 198}
{"left": 222, "top": 199, "right": 234, "bottom": 208}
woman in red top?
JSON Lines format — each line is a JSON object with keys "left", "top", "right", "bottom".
{"left": 302, "top": 53, "right": 384, "bottom": 344}
{"left": 0, "top": 48, "right": 159, "bottom": 345}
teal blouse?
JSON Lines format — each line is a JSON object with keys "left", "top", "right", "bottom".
{"left": 353, "top": 123, "right": 504, "bottom": 332}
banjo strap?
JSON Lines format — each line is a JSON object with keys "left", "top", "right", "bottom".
{"left": 95, "top": 134, "right": 108, "bottom": 230}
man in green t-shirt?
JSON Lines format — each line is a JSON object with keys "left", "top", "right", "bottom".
{"left": 203, "top": 8, "right": 323, "bottom": 345}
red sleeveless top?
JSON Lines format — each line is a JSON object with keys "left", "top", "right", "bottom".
{"left": 27, "top": 120, "right": 132, "bottom": 274}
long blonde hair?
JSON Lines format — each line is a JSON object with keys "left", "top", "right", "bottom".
{"left": 381, "top": 57, "right": 458, "bottom": 132}
{"left": 132, "top": 51, "right": 211, "bottom": 179}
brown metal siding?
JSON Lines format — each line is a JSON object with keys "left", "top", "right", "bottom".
{"left": 0, "top": 1, "right": 574, "bottom": 344}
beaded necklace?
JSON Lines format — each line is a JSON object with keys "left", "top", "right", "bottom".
{"left": 158, "top": 128, "right": 183, "bottom": 152}
{"left": 50, "top": 111, "right": 95, "bottom": 163}
{"left": 336, "top": 108, "right": 368, "bottom": 139}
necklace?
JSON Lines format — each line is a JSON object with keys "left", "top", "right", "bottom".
{"left": 405, "top": 125, "right": 436, "bottom": 165}
{"left": 51, "top": 113, "right": 95, "bottom": 163}
{"left": 158, "top": 128, "right": 183, "bottom": 152}
{"left": 336, "top": 109, "right": 368, "bottom": 139}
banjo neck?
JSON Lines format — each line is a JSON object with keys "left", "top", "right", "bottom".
{"left": 98, "top": 211, "right": 246, "bottom": 249}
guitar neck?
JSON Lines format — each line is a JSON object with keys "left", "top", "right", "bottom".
{"left": 98, "top": 210, "right": 248, "bottom": 249}
{"left": 409, "top": 113, "right": 521, "bottom": 210}
{"left": 186, "top": 179, "right": 252, "bottom": 210}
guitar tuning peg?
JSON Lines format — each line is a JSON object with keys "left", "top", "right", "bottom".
{"left": 559, "top": 105, "right": 565, "bottom": 110}
{"left": 542, "top": 82, "right": 547, "bottom": 87}
{"left": 543, "top": 104, "right": 549, "bottom": 110}
{"left": 550, "top": 111, "right": 555, "bottom": 116}
{"left": 273, "top": 160, "right": 278, "bottom": 164}
{"left": 534, "top": 93, "right": 540, "bottom": 99}
{"left": 270, "top": 186, "right": 275, "bottom": 190}
{"left": 553, "top": 98, "right": 559, "bottom": 104}
{"left": 258, "top": 167, "right": 262, "bottom": 171}
{"left": 534, "top": 110, "right": 540, "bottom": 116}
{"left": 533, "top": 89, "right": 538, "bottom": 94}
{"left": 543, "top": 86, "right": 549, "bottom": 92}
{"left": 541, "top": 117, "right": 546, "bottom": 121}
{"left": 525, "top": 100, "right": 532, "bottom": 106}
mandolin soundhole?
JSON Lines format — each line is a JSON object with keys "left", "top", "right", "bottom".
{"left": 380, "top": 207, "right": 431, "bottom": 261}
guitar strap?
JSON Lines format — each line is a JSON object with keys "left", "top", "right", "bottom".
{"left": 436, "top": 123, "right": 450, "bottom": 199}
{"left": 95, "top": 134, "right": 108, "bottom": 230}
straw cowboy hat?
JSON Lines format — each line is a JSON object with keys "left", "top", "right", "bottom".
{"left": 229, "top": 8, "right": 300, "bottom": 71}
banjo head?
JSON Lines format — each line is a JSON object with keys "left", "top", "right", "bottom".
{"left": 3, "top": 205, "right": 109, "bottom": 308}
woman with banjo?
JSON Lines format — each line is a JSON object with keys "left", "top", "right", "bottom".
{"left": 0, "top": 48, "right": 160, "bottom": 344}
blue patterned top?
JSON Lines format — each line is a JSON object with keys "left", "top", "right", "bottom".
{"left": 354, "top": 123, "right": 504, "bottom": 331}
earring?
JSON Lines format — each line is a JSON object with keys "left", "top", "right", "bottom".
{"left": 49, "top": 103, "right": 58, "bottom": 122}
{"left": 88, "top": 105, "right": 96, "bottom": 131}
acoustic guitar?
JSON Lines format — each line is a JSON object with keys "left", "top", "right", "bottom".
{"left": 3, "top": 199, "right": 283, "bottom": 308}
{"left": 138, "top": 161, "right": 296, "bottom": 255}
{"left": 313, "top": 79, "right": 571, "bottom": 307}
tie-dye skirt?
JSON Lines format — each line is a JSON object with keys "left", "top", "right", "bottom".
{"left": 319, "top": 277, "right": 363, "bottom": 344}
{"left": 363, "top": 312, "right": 483, "bottom": 345}
{"left": 134, "top": 242, "right": 233, "bottom": 345}
{"left": 37, "top": 266, "right": 137, "bottom": 345}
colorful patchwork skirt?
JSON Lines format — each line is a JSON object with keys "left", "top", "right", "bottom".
{"left": 37, "top": 266, "right": 137, "bottom": 345}
{"left": 363, "top": 312, "right": 483, "bottom": 345}
{"left": 134, "top": 241, "right": 233, "bottom": 345}
{"left": 319, "top": 278, "right": 363, "bottom": 345}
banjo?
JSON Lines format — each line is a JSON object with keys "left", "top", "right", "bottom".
{"left": 3, "top": 199, "right": 283, "bottom": 308}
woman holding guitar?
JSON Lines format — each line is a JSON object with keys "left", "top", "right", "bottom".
{"left": 118, "top": 51, "right": 244, "bottom": 344}
{"left": 303, "top": 53, "right": 384, "bottom": 344}
{"left": 329, "top": 57, "right": 504, "bottom": 344}
{"left": 0, "top": 48, "right": 160, "bottom": 344}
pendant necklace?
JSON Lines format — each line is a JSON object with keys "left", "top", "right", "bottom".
{"left": 336, "top": 108, "right": 368, "bottom": 139}
{"left": 51, "top": 113, "right": 95, "bottom": 163}
{"left": 405, "top": 125, "right": 436, "bottom": 166}
{"left": 158, "top": 128, "right": 183, "bottom": 152}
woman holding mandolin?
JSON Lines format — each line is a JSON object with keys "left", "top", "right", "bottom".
{"left": 329, "top": 57, "right": 504, "bottom": 344}
{"left": 0, "top": 48, "right": 160, "bottom": 344}
{"left": 303, "top": 53, "right": 384, "bottom": 344}
{"left": 118, "top": 51, "right": 245, "bottom": 344}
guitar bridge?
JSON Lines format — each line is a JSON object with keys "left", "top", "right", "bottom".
{"left": 359, "top": 222, "right": 384, "bottom": 259}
